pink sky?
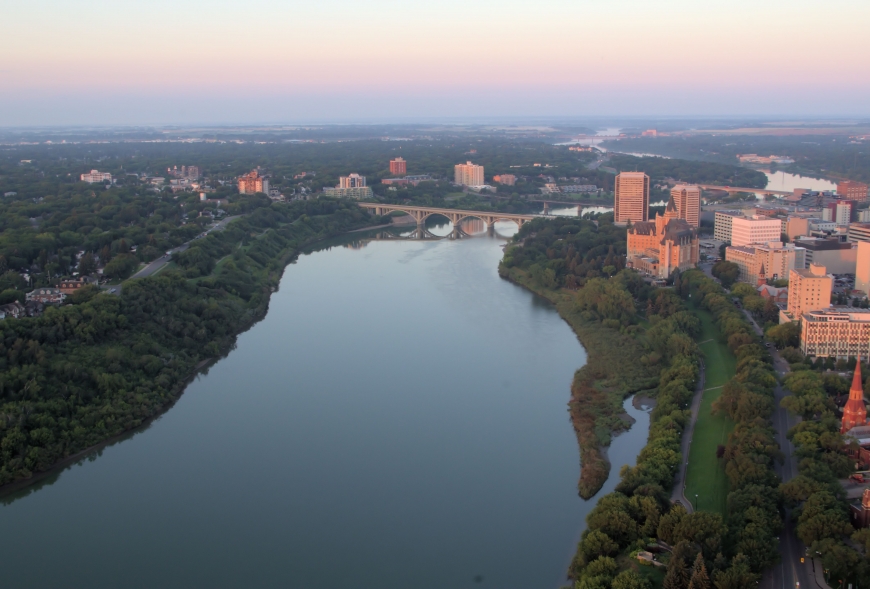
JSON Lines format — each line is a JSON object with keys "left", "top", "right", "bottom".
{"left": 2, "top": 0, "right": 868, "bottom": 124}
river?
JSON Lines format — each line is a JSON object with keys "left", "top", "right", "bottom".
{"left": 0, "top": 219, "right": 651, "bottom": 589}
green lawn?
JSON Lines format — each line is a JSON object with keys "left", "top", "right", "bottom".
{"left": 684, "top": 306, "right": 736, "bottom": 516}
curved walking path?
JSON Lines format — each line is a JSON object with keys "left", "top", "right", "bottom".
{"left": 671, "top": 360, "right": 705, "bottom": 513}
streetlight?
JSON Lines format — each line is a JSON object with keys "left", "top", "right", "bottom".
{"left": 695, "top": 493, "right": 698, "bottom": 510}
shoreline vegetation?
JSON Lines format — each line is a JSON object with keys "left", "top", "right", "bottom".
{"left": 499, "top": 216, "right": 787, "bottom": 587}
{"left": 0, "top": 199, "right": 378, "bottom": 491}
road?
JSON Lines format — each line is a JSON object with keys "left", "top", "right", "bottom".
{"left": 740, "top": 304, "right": 830, "bottom": 589}
{"left": 102, "top": 215, "right": 243, "bottom": 295}
{"left": 671, "top": 361, "right": 706, "bottom": 513}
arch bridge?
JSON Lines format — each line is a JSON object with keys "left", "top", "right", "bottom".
{"left": 358, "top": 202, "right": 535, "bottom": 228}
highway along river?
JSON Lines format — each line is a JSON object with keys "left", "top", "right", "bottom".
{"left": 0, "top": 219, "right": 650, "bottom": 589}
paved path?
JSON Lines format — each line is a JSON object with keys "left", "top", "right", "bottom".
{"left": 671, "top": 361, "right": 705, "bottom": 513}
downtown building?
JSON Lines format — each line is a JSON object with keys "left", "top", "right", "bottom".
{"left": 839, "top": 180, "right": 869, "bottom": 202}
{"left": 626, "top": 195, "right": 699, "bottom": 278}
{"left": 725, "top": 241, "right": 806, "bottom": 284}
{"left": 800, "top": 307, "right": 870, "bottom": 359}
{"left": 614, "top": 172, "right": 649, "bottom": 225}
{"left": 669, "top": 184, "right": 701, "bottom": 227}
{"left": 454, "top": 162, "right": 484, "bottom": 187}
{"left": 781, "top": 264, "right": 833, "bottom": 323}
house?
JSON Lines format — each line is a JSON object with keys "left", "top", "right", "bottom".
{"left": 0, "top": 302, "right": 26, "bottom": 319}
{"left": 26, "top": 288, "right": 65, "bottom": 304}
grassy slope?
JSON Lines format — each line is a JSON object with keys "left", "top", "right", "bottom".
{"left": 684, "top": 306, "right": 736, "bottom": 515}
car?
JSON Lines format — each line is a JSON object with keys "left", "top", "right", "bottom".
{"left": 110, "top": 288, "right": 117, "bottom": 293}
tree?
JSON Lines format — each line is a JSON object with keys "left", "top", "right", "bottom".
{"left": 711, "top": 554, "right": 758, "bottom": 589}
{"left": 611, "top": 570, "right": 651, "bottom": 589}
{"left": 766, "top": 322, "right": 799, "bottom": 349}
{"left": 711, "top": 261, "right": 739, "bottom": 288}
{"left": 663, "top": 556, "right": 690, "bottom": 589}
{"left": 77, "top": 252, "right": 96, "bottom": 276}
{"left": 688, "top": 553, "right": 711, "bottom": 589}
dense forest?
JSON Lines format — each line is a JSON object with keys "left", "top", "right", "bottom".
{"left": 0, "top": 199, "right": 374, "bottom": 486}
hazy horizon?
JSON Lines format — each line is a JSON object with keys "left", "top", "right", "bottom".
{"left": 3, "top": 0, "right": 869, "bottom": 126}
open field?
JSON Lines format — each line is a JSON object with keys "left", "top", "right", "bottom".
{"left": 684, "top": 306, "right": 736, "bottom": 516}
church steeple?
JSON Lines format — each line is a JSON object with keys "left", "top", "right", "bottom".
{"left": 842, "top": 358, "right": 868, "bottom": 433}
{"left": 757, "top": 263, "right": 767, "bottom": 286}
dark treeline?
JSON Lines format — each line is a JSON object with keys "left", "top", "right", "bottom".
{"left": 609, "top": 154, "right": 768, "bottom": 188}
{"left": 602, "top": 134, "right": 870, "bottom": 184}
{"left": 0, "top": 199, "right": 373, "bottom": 486}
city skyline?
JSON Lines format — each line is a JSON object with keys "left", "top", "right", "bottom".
{"left": 2, "top": 0, "right": 869, "bottom": 125}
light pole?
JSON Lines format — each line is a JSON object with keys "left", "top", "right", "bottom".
{"left": 695, "top": 494, "right": 698, "bottom": 510}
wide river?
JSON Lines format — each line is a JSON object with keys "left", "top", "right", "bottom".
{"left": 0, "top": 220, "right": 650, "bottom": 589}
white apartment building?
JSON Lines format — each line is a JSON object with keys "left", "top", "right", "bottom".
{"left": 730, "top": 215, "right": 783, "bottom": 246}
{"left": 454, "top": 161, "right": 484, "bottom": 186}
{"left": 81, "top": 170, "right": 113, "bottom": 183}
{"left": 339, "top": 174, "right": 366, "bottom": 188}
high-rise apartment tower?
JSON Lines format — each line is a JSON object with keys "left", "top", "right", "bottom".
{"left": 454, "top": 161, "right": 484, "bottom": 187}
{"left": 389, "top": 158, "right": 406, "bottom": 176}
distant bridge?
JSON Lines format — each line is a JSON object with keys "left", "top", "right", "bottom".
{"left": 699, "top": 184, "right": 792, "bottom": 196}
{"left": 358, "top": 203, "right": 536, "bottom": 228}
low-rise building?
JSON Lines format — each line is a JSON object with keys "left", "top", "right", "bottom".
{"left": 322, "top": 186, "right": 373, "bottom": 199}
{"left": 562, "top": 185, "right": 598, "bottom": 193}
{"left": 793, "top": 238, "right": 857, "bottom": 274}
{"left": 757, "top": 284, "right": 788, "bottom": 304}
{"left": 26, "top": 287, "right": 65, "bottom": 304}
{"left": 800, "top": 307, "right": 870, "bottom": 359}
{"left": 81, "top": 170, "right": 113, "bottom": 183}
{"left": 493, "top": 174, "right": 516, "bottom": 186}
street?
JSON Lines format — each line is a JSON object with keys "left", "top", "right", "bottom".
{"left": 102, "top": 215, "right": 243, "bottom": 294}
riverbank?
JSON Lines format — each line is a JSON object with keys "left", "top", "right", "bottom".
{"left": 498, "top": 265, "right": 658, "bottom": 498}
{"left": 0, "top": 201, "right": 376, "bottom": 490}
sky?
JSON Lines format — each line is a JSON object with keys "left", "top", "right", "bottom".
{"left": 1, "top": 0, "right": 869, "bottom": 126}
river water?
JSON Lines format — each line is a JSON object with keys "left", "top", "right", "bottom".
{"left": 0, "top": 220, "right": 651, "bottom": 589}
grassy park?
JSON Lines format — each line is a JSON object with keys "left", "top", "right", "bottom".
{"left": 684, "top": 306, "right": 736, "bottom": 516}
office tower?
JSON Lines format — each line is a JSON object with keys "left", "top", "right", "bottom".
{"left": 614, "top": 172, "right": 649, "bottom": 224}
{"left": 389, "top": 158, "right": 406, "bottom": 176}
{"left": 669, "top": 184, "right": 701, "bottom": 227}
{"left": 454, "top": 161, "right": 484, "bottom": 186}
